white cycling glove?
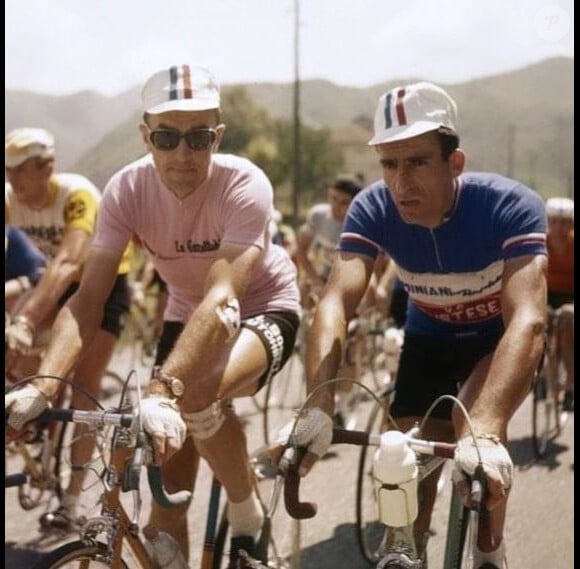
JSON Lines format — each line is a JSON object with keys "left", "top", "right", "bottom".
{"left": 5, "top": 384, "right": 50, "bottom": 431}
{"left": 276, "top": 407, "right": 333, "bottom": 459}
{"left": 140, "top": 396, "right": 187, "bottom": 449}
{"left": 453, "top": 434, "right": 514, "bottom": 491}
{"left": 5, "top": 316, "right": 35, "bottom": 354}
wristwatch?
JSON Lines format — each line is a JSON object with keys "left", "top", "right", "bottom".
{"left": 151, "top": 367, "right": 185, "bottom": 400}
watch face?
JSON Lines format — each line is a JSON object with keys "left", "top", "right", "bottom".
{"left": 170, "top": 378, "right": 185, "bottom": 397}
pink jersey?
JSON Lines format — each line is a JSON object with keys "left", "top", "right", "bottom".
{"left": 94, "top": 153, "right": 300, "bottom": 322}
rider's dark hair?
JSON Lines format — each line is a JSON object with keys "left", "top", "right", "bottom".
{"left": 332, "top": 175, "right": 363, "bottom": 198}
{"left": 437, "top": 128, "right": 460, "bottom": 161}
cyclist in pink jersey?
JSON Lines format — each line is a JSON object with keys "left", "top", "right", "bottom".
{"left": 5, "top": 64, "right": 300, "bottom": 569}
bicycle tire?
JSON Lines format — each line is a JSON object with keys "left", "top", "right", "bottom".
{"left": 16, "top": 418, "right": 69, "bottom": 510}
{"left": 532, "top": 374, "right": 553, "bottom": 459}
{"left": 100, "top": 369, "right": 126, "bottom": 401}
{"left": 439, "top": 484, "right": 468, "bottom": 568}
{"left": 212, "top": 509, "right": 229, "bottom": 569}
{"left": 355, "top": 398, "right": 385, "bottom": 564}
{"left": 261, "top": 349, "right": 306, "bottom": 446}
{"left": 16, "top": 440, "right": 49, "bottom": 510}
{"left": 31, "top": 540, "right": 129, "bottom": 568}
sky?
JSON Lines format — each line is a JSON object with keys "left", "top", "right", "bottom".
{"left": 5, "top": 0, "right": 574, "bottom": 96}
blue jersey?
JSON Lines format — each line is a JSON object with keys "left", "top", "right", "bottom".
{"left": 340, "top": 173, "right": 547, "bottom": 338}
{"left": 5, "top": 225, "right": 46, "bottom": 284}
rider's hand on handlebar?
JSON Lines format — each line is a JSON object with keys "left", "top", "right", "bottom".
{"left": 275, "top": 407, "right": 333, "bottom": 477}
{"left": 453, "top": 434, "right": 513, "bottom": 511}
{"left": 140, "top": 396, "right": 186, "bottom": 463}
{"left": 5, "top": 384, "right": 50, "bottom": 434}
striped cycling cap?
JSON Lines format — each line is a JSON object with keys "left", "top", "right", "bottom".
{"left": 369, "top": 81, "right": 457, "bottom": 146}
{"left": 142, "top": 64, "right": 220, "bottom": 115}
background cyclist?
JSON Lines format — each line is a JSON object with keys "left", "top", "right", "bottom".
{"left": 5, "top": 224, "right": 46, "bottom": 312}
{"left": 5, "top": 128, "right": 132, "bottom": 531}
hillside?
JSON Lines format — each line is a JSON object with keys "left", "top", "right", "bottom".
{"left": 5, "top": 89, "right": 140, "bottom": 169}
{"left": 4, "top": 57, "right": 573, "bottom": 197}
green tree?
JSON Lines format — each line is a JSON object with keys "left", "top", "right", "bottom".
{"left": 218, "top": 86, "right": 344, "bottom": 209}
{"left": 219, "top": 87, "right": 272, "bottom": 154}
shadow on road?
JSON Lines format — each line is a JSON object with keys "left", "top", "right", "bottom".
{"left": 508, "top": 435, "right": 570, "bottom": 472}
{"left": 5, "top": 542, "right": 43, "bottom": 567}
{"left": 299, "top": 522, "right": 371, "bottom": 569}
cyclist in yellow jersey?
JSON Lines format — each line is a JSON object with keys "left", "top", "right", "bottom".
{"left": 5, "top": 128, "right": 132, "bottom": 531}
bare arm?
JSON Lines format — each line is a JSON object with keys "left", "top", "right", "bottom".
{"left": 305, "top": 251, "right": 375, "bottom": 414}
{"left": 296, "top": 225, "right": 325, "bottom": 288}
{"left": 159, "top": 241, "right": 262, "bottom": 410}
{"left": 34, "top": 246, "right": 123, "bottom": 397}
{"left": 461, "top": 254, "right": 547, "bottom": 437}
{"left": 16, "top": 228, "right": 92, "bottom": 330}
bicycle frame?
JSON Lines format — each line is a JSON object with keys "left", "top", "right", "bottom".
{"left": 78, "top": 427, "right": 152, "bottom": 568}
{"left": 20, "top": 406, "right": 192, "bottom": 569}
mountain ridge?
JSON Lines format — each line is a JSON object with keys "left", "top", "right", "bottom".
{"left": 5, "top": 56, "right": 573, "bottom": 197}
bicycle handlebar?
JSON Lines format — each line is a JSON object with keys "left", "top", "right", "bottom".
{"left": 5, "top": 407, "right": 192, "bottom": 508}
{"left": 284, "top": 427, "right": 457, "bottom": 520}
{"left": 147, "top": 466, "right": 192, "bottom": 507}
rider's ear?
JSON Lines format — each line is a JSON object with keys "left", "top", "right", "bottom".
{"left": 449, "top": 149, "right": 465, "bottom": 176}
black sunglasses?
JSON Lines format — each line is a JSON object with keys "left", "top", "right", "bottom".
{"left": 148, "top": 127, "right": 218, "bottom": 151}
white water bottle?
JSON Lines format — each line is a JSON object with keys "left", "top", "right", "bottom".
{"left": 143, "top": 525, "right": 189, "bottom": 568}
{"left": 373, "top": 430, "right": 418, "bottom": 527}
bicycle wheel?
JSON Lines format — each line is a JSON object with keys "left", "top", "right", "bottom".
{"left": 16, "top": 418, "right": 69, "bottom": 510}
{"left": 31, "top": 540, "right": 129, "bottom": 568}
{"left": 212, "top": 508, "right": 229, "bottom": 569}
{"left": 356, "top": 399, "right": 385, "bottom": 564}
{"left": 261, "top": 349, "right": 306, "bottom": 446}
{"left": 100, "top": 369, "right": 126, "bottom": 401}
{"left": 442, "top": 485, "right": 470, "bottom": 569}
{"left": 532, "top": 373, "right": 555, "bottom": 458}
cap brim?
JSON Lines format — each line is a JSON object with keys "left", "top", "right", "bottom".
{"left": 145, "top": 99, "right": 220, "bottom": 114}
{"left": 368, "top": 121, "right": 452, "bottom": 146}
{"left": 5, "top": 155, "right": 27, "bottom": 168}
{"left": 5, "top": 150, "right": 54, "bottom": 168}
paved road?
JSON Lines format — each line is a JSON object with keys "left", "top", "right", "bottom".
{"left": 5, "top": 355, "right": 574, "bottom": 568}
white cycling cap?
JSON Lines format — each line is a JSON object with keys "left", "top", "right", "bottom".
{"left": 142, "top": 64, "right": 220, "bottom": 115}
{"left": 369, "top": 81, "right": 458, "bottom": 146}
{"left": 546, "top": 197, "right": 574, "bottom": 220}
{"left": 5, "top": 128, "right": 55, "bottom": 168}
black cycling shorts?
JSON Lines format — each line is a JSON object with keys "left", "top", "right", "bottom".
{"left": 547, "top": 292, "right": 574, "bottom": 310}
{"left": 59, "top": 274, "right": 131, "bottom": 338}
{"left": 155, "top": 311, "right": 299, "bottom": 391}
{"left": 391, "top": 329, "right": 504, "bottom": 420}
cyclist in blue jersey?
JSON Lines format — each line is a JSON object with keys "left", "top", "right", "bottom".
{"left": 5, "top": 225, "right": 46, "bottom": 308}
{"left": 277, "top": 82, "right": 547, "bottom": 569}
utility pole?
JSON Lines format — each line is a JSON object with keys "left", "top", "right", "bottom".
{"left": 292, "top": 0, "right": 301, "bottom": 228}
{"left": 506, "top": 124, "right": 515, "bottom": 178}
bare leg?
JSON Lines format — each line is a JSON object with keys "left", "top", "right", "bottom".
{"left": 558, "top": 305, "right": 574, "bottom": 395}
